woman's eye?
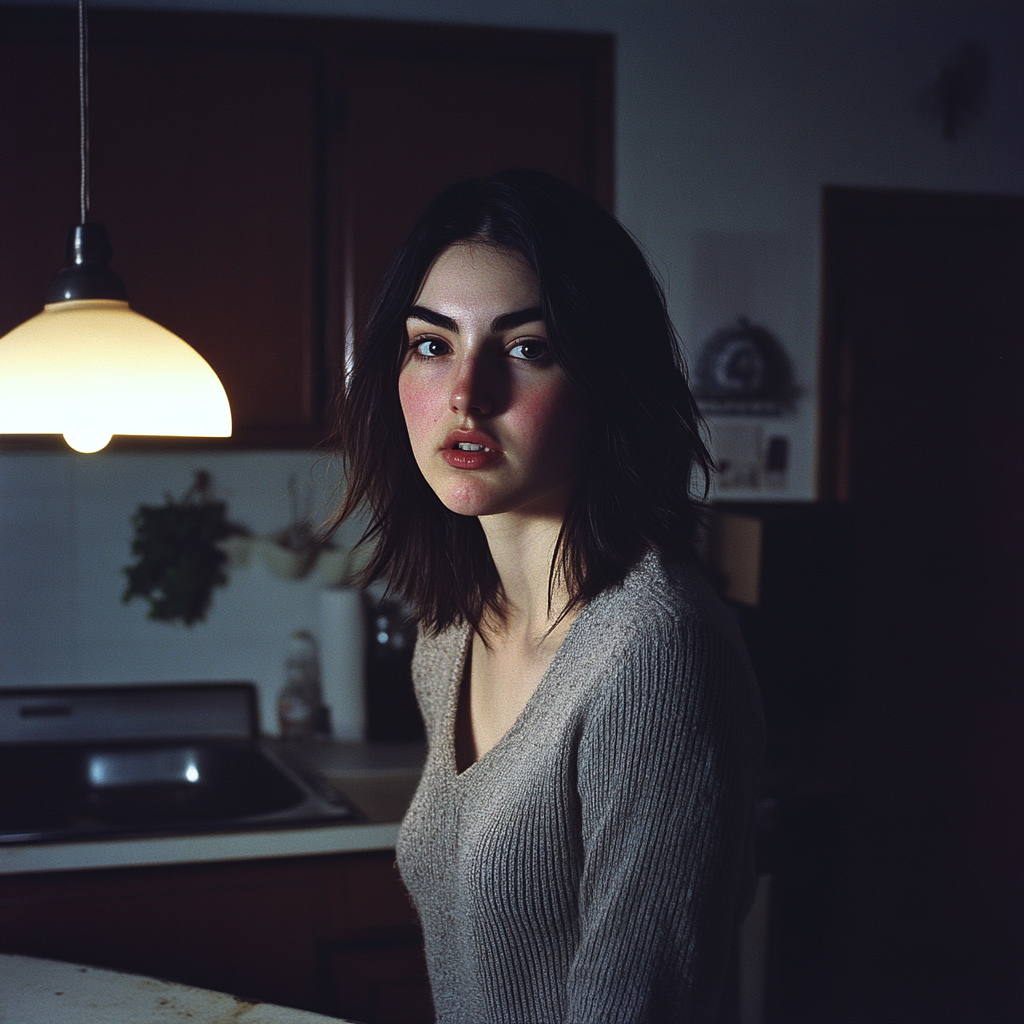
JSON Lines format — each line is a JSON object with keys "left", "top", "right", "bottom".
{"left": 411, "top": 337, "right": 450, "bottom": 358}
{"left": 509, "top": 339, "right": 550, "bottom": 362}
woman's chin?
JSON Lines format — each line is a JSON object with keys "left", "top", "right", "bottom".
{"left": 435, "top": 480, "right": 574, "bottom": 523}
{"left": 433, "top": 474, "right": 526, "bottom": 519}
{"left": 437, "top": 485, "right": 503, "bottom": 519}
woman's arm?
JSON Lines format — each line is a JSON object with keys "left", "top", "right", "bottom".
{"left": 567, "top": 608, "right": 763, "bottom": 1023}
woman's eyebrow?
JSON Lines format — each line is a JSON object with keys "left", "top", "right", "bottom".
{"left": 407, "top": 306, "right": 458, "bottom": 332}
{"left": 406, "top": 305, "right": 545, "bottom": 334}
{"left": 490, "top": 307, "right": 544, "bottom": 332}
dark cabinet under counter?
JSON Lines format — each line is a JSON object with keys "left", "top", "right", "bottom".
{"left": 0, "top": 849, "right": 432, "bottom": 1023}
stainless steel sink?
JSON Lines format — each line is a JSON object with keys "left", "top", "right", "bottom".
{"left": 0, "top": 684, "right": 356, "bottom": 844}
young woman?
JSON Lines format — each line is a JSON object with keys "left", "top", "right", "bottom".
{"left": 332, "top": 170, "right": 764, "bottom": 1023}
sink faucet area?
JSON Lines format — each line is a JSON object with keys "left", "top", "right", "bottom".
{"left": 0, "top": 683, "right": 356, "bottom": 845}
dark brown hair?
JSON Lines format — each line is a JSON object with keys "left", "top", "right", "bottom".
{"left": 330, "top": 170, "right": 711, "bottom": 633}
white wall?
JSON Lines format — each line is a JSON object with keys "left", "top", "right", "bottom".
{"left": 0, "top": 450, "right": 368, "bottom": 732}
{"left": 3, "top": 1, "right": 1022, "bottom": 720}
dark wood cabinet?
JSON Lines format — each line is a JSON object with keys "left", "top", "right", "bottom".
{"left": 0, "top": 849, "right": 433, "bottom": 1023}
{"left": 0, "top": 6, "right": 612, "bottom": 451}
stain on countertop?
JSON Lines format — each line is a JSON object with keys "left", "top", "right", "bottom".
{"left": 0, "top": 953, "right": 350, "bottom": 1024}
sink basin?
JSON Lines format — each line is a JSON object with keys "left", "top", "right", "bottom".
{"left": 0, "top": 684, "right": 356, "bottom": 844}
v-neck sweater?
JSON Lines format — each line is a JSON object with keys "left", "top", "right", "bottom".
{"left": 396, "top": 552, "right": 764, "bottom": 1024}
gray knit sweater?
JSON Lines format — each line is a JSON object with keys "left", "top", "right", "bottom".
{"left": 396, "top": 552, "right": 764, "bottom": 1024}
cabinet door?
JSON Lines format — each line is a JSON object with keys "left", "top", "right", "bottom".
{"left": 337, "top": 43, "right": 608, "bottom": 346}
{"left": 0, "top": 11, "right": 323, "bottom": 448}
{"left": 88, "top": 40, "right": 321, "bottom": 445}
{"left": 0, "top": 856, "right": 325, "bottom": 1009}
{"left": 329, "top": 937, "right": 433, "bottom": 1024}
{"left": 323, "top": 849, "right": 432, "bottom": 1022}
{"left": 0, "top": 8, "right": 612, "bottom": 451}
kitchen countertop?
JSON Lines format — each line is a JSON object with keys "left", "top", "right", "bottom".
{"left": 0, "top": 740, "right": 424, "bottom": 877}
{"left": 0, "top": 953, "right": 351, "bottom": 1023}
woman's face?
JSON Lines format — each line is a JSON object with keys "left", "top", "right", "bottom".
{"left": 398, "top": 242, "right": 587, "bottom": 522}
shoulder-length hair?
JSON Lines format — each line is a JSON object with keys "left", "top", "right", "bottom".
{"left": 329, "top": 169, "right": 711, "bottom": 634}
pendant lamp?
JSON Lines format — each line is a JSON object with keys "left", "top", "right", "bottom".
{"left": 0, "top": 0, "right": 231, "bottom": 454}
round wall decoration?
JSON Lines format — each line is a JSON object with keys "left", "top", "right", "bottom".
{"left": 693, "top": 317, "right": 799, "bottom": 415}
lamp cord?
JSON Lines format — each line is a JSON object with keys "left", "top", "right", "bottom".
{"left": 78, "top": 0, "right": 89, "bottom": 225}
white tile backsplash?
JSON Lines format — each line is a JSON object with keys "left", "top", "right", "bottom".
{"left": 0, "top": 450, "right": 366, "bottom": 736}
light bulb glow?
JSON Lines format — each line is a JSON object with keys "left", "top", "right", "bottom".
{"left": 63, "top": 427, "right": 114, "bottom": 453}
{"left": 0, "top": 299, "right": 231, "bottom": 446}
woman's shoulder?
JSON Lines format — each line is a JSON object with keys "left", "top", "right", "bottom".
{"left": 574, "top": 550, "right": 764, "bottom": 767}
{"left": 587, "top": 550, "right": 729, "bottom": 640}
{"left": 572, "top": 550, "right": 758, "bottom": 711}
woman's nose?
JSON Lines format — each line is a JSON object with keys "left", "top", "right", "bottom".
{"left": 450, "top": 354, "right": 494, "bottom": 416}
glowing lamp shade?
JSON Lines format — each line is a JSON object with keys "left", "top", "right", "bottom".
{"left": 0, "top": 298, "right": 232, "bottom": 453}
{"left": 4, "top": 1, "right": 232, "bottom": 456}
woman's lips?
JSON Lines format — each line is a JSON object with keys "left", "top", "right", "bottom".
{"left": 441, "top": 430, "right": 503, "bottom": 470}
{"left": 442, "top": 448, "right": 503, "bottom": 470}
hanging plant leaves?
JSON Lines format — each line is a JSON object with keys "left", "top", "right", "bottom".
{"left": 122, "top": 471, "right": 245, "bottom": 626}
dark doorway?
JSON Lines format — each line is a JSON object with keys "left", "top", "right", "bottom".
{"left": 819, "top": 186, "right": 1024, "bottom": 1022}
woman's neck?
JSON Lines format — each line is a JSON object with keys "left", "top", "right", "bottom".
{"left": 477, "top": 511, "right": 573, "bottom": 645}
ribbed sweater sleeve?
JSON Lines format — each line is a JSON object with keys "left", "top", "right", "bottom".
{"left": 568, "top": 607, "right": 761, "bottom": 1022}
